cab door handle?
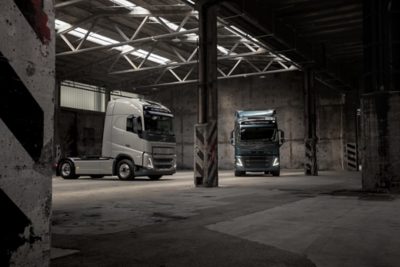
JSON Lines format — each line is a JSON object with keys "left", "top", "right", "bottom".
{"left": 125, "top": 144, "right": 131, "bottom": 148}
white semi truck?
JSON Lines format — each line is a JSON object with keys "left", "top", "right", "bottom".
{"left": 56, "top": 98, "right": 177, "bottom": 180}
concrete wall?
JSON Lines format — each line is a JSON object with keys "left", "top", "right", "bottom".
{"left": 0, "top": 0, "right": 54, "bottom": 266}
{"left": 54, "top": 72, "right": 346, "bottom": 171}
{"left": 148, "top": 71, "right": 345, "bottom": 170}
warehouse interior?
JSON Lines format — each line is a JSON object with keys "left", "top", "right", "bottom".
{"left": 1, "top": 0, "right": 399, "bottom": 266}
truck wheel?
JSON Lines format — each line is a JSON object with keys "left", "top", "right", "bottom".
{"left": 235, "top": 170, "right": 245, "bottom": 177}
{"left": 148, "top": 175, "right": 162, "bottom": 180}
{"left": 59, "top": 160, "right": 79, "bottom": 179}
{"left": 272, "top": 170, "right": 280, "bottom": 177}
{"left": 90, "top": 175, "right": 104, "bottom": 179}
{"left": 117, "top": 159, "right": 135, "bottom": 180}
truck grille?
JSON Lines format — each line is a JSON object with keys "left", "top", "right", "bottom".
{"left": 153, "top": 158, "right": 174, "bottom": 169}
{"left": 152, "top": 146, "right": 175, "bottom": 169}
{"left": 243, "top": 156, "right": 272, "bottom": 168}
{"left": 153, "top": 146, "right": 175, "bottom": 155}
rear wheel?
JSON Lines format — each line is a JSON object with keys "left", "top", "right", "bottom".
{"left": 117, "top": 159, "right": 135, "bottom": 180}
{"left": 235, "top": 170, "right": 245, "bottom": 177}
{"left": 90, "top": 175, "right": 104, "bottom": 179}
{"left": 148, "top": 175, "right": 162, "bottom": 180}
{"left": 59, "top": 160, "right": 79, "bottom": 179}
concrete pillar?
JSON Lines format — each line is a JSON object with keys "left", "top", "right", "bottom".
{"left": 0, "top": 0, "right": 54, "bottom": 266}
{"left": 304, "top": 69, "right": 318, "bottom": 175}
{"left": 362, "top": 0, "right": 400, "bottom": 191}
{"left": 105, "top": 89, "right": 111, "bottom": 107}
{"left": 194, "top": 1, "right": 219, "bottom": 187}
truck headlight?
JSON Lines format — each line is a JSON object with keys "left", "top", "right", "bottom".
{"left": 144, "top": 153, "right": 154, "bottom": 169}
{"left": 273, "top": 157, "right": 279, "bottom": 166}
{"left": 236, "top": 157, "right": 243, "bottom": 167}
{"left": 148, "top": 157, "right": 154, "bottom": 169}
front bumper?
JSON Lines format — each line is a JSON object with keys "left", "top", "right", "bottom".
{"left": 140, "top": 152, "right": 176, "bottom": 176}
{"left": 235, "top": 156, "right": 280, "bottom": 172}
{"left": 135, "top": 168, "right": 176, "bottom": 176}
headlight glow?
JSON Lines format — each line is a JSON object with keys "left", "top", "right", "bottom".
{"left": 273, "top": 157, "right": 279, "bottom": 166}
{"left": 236, "top": 158, "right": 243, "bottom": 167}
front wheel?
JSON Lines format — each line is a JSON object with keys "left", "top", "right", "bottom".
{"left": 148, "top": 175, "right": 162, "bottom": 180}
{"left": 272, "top": 170, "right": 280, "bottom": 177}
{"left": 59, "top": 160, "right": 79, "bottom": 179}
{"left": 235, "top": 170, "right": 245, "bottom": 177}
{"left": 117, "top": 159, "right": 135, "bottom": 180}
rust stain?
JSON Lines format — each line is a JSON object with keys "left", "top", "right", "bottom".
{"left": 14, "top": 0, "right": 51, "bottom": 45}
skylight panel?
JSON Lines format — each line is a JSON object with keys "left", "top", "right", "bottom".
{"left": 55, "top": 19, "right": 171, "bottom": 65}
{"left": 107, "top": 0, "right": 233, "bottom": 56}
{"left": 110, "top": 0, "right": 136, "bottom": 9}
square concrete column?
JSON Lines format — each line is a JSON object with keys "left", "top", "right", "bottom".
{"left": 0, "top": 0, "right": 54, "bottom": 266}
{"left": 194, "top": 1, "right": 219, "bottom": 187}
{"left": 362, "top": 0, "right": 400, "bottom": 191}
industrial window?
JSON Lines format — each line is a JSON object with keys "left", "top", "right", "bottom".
{"left": 60, "top": 81, "right": 106, "bottom": 112}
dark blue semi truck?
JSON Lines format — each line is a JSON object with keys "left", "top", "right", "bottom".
{"left": 230, "top": 110, "right": 285, "bottom": 177}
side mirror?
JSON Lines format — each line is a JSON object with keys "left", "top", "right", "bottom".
{"left": 278, "top": 129, "right": 285, "bottom": 146}
{"left": 230, "top": 130, "right": 235, "bottom": 146}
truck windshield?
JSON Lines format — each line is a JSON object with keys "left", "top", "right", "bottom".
{"left": 240, "top": 127, "right": 276, "bottom": 141}
{"left": 144, "top": 114, "right": 174, "bottom": 135}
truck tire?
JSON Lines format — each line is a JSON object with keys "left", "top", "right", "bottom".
{"left": 117, "top": 159, "right": 135, "bottom": 180}
{"left": 148, "top": 175, "right": 162, "bottom": 180}
{"left": 272, "top": 170, "right": 280, "bottom": 177}
{"left": 59, "top": 160, "right": 79, "bottom": 179}
{"left": 235, "top": 170, "right": 245, "bottom": 177}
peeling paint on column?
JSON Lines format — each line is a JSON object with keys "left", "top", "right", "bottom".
{"left": 13, "top": 0, "right": 51, "bottom": 45}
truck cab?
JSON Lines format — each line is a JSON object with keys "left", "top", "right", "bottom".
{"left": 57, "top": 98, "right": 176, "bottom": 180}
{"left": 230, "top": 110, "right": 284, "bottom": 177}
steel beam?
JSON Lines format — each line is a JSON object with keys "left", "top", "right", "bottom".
{"left": 57, "top": 28, "right": 199, "bottom": 56}
{"left": 131, "top": 67, "right": 298, "bottom": 90}
{"left": 55, "top": 0, "right": 85, "bottom": 8}
{"left": 109, "top": 50, "right": 270, "bottom": 75}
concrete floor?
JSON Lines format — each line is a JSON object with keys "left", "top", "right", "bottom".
{"left": 51, "top": 170, "right": 400, "bottom": 267}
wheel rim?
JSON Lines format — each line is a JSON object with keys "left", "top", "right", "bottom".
{"left": 119, "top": 163, "right": 131, "bottom": 179}
{"left": 61, "top": 163, "right": 71, "bottom": 176}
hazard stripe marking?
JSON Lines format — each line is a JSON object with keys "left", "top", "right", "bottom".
{"left": 13, "top": 0, "right": 51, "bottom": 45}
{"left": 0, "top": 189, "right": 41, "bottom": 266}
{"left": 0, "top": 52, "right": 44, "bottom": 162}
{"left": 196, "top": 128, "right": 205, "bottom": 145}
